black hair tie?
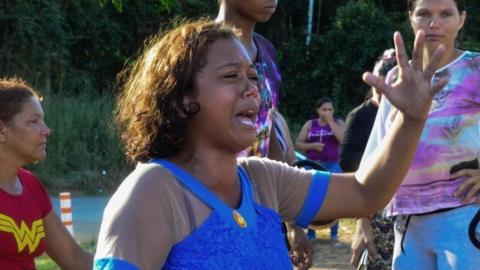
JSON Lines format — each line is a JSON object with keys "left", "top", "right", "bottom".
{"left": 468, "top": 209, "right": 480, "bottom": 250}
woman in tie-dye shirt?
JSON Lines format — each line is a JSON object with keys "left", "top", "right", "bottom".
{"left": 355, "top": 0, "right": 480, "bottom": 269}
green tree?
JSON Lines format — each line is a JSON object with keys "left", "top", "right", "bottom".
{"left": 280, "top": 0, "right": 393, "bottom": 123}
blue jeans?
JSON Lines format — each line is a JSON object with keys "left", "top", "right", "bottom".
{"left": 307, "top": 223, "right": 338, "bottom": 239}
{"left": 393, "top": 204, "right": 480, "bottom": 270}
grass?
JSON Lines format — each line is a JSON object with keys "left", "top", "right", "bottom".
{"left": 314, "top": 218, "right": 356, "bottom": 242}
{"left": 26, "top": 93, "right": 132, "bottom": 194}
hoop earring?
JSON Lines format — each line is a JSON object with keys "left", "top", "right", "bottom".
{"left": 182, "top": 101, "right": 200, "bottom": 116}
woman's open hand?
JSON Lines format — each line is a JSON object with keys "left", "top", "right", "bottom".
{"left": 362, "top": 30, "right": 449, "bottom": 121}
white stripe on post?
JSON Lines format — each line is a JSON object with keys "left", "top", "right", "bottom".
{"left": 59, "top": 192, "right": 74, "bottom": 236}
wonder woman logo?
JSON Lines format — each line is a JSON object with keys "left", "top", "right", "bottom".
{"left": 0, "top": 213, "right": 46, "bottom": 254}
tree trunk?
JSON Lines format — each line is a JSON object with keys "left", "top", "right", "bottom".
{"left": 45, "top": 58, "right": 52, "bottom": 95}
{"left": 316, "top": 0, "right": 322, "bottom": 34}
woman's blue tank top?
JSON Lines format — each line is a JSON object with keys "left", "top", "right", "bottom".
{"left": 152, "top": 159, "right": 292, "bottom": 270}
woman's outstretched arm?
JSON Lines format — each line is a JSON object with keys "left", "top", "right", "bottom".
{"left": 314, "top": 30, "right": 449, "bottom": 220}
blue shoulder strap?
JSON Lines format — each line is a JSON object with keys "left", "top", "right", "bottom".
{"left": 150, "top": 159, "right": 257, "bottom": 230}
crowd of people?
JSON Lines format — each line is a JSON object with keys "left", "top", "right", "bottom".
{"left": 1, "top": 0, "right": 479, "bottom": 269}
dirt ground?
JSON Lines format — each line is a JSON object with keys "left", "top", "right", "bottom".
{"left": 307, "top": 219, "right": 356, "bottom": 270}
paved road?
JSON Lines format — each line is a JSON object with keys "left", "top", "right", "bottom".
{"left": 50, "top": 195, "right": 109, "bottom": 241}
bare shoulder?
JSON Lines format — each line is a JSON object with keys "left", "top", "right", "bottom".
{"left": 299, "top": 119, "right": 312, "bottom": 132}
{"left": 305, "top": 119, "right": 313, "bottom": 127}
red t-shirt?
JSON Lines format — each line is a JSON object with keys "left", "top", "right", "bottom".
{"left": 0, "top": 169, "right": 53, "bottom": 269}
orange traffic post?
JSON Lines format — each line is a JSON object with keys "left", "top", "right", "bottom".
{"left": 59, "top": 192, "right": 74, "bottom": 236}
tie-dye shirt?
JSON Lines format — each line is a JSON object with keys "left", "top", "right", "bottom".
{"left": 238, "top": 34, "right": 280, "bottom": 158}
{"left": 357, "top": 51, "right": 480, "bottom": 216}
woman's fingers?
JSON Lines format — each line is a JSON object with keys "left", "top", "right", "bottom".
{"left": 464, "top": 181, "right": 480, "bottom": 203}
{"left": 394, "top": 32, "right": 409, "bottom": 72}
{"left": 453, "top": 169, "right": 480, "bottom": 203}
{"left": 303, "top": 244, "right": 314, "bottom": 268}
{"left": 366, "top": 241, "right": 378, "bottom": 259}
{"left": 431, "top": 77, "right": 449, "bottom": 96}
{"left": 424, "top": 44, "right": 446, "bottom": 81}
{"left": 362, "top": 72, "right": 389, "bottom": 96}
{"left": 350, "top": 246, "right": 363, "bottom": 267}
{"left": 411, "top": 30, "right": 425, "bottom": 71}
{"left": 451, "top": 168, "right": 474, "bottom": 179}
{"left": 455, "top": 179, "right": 471, "bottom": 198}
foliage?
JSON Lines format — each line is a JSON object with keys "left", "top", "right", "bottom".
{"left": 278, "top": 0, "right": 394, "bottom": 123}
{"left": 1, "top": 0, "right": 480, "bottom": 191}
{"left": 27, "top": 94, "right": 131, "bottom": 194}
{"left": 35, "top": 240, "right": 96, "bottom": 270}
{"left": 0, "top": 0, "right": 193, "bottom": 96}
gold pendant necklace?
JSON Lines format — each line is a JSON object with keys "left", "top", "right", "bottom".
{"left": 232, "top": 210, "right": 247, "bottom": 228}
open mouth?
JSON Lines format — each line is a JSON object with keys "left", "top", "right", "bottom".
{"left": 236, "top": 108, "right": 258, "bottom": 129}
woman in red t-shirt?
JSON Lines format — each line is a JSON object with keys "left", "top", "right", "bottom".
{"left": 0, "top": 78, "right": 92, "bottom": 269}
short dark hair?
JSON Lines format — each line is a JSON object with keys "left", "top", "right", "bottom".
{"left": 0, "top": 77, "right": 41, "bottom": 123}
{"left": 315, "top": 97, "right": 332, "bottom": 108}
{"left": 373, "top": 48, "right": 396, "bottom": 77}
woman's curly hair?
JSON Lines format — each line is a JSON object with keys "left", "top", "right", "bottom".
{"left": 116, "top": 19, "right": 241, "bottom": 162}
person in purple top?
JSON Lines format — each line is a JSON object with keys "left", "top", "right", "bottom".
{"left": 215, "top": 0, "right": 311, "bottom": 268}
{"left": 296, "top": 96, "right": 345, "bottom": 243}
{"left": 296, "top": 97, "right": 345, "bottom": 172}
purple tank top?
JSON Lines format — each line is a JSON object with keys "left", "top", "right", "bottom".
{"left": 305, "top": 119, "right": 340, "bottom": 162}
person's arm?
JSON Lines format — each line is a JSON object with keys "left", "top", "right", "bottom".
{"left": 44, "top": 211, "right": 93, "bottom": 270}
{"left": 273, "top": 111, "right": 297, "bottom": 165}
{"left": 348, "top": 102, "right": 390, "bottom": 265}
{"left": 295, "top": 121, "right": 323, "bottom": 153}
{"left": 312, "top": 30, "right": 448, "bottom": 220}
{"left": 339, "top": 110, "right": 364, "bottom": 172}
{"left": 350, "top": 217, "right": 377, "bottom": 267}
{"left": 284, "top": 222, "right": 314, "bottom": 270}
